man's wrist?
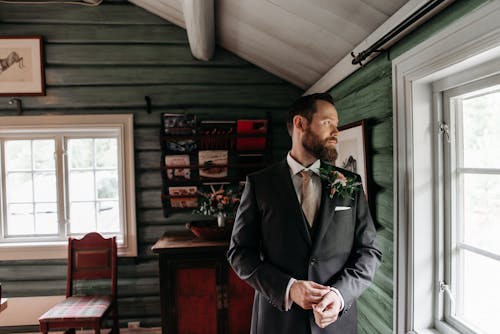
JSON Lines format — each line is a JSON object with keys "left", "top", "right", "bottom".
{"left": 329, "top": 286, "right": 344, "bottom": 310}
{"left": 284, "top": 278, "right": 296, "bottom": 311}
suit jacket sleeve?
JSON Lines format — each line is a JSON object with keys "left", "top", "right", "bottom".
{"left": 330, "top": 176, "right": 382, "bottom": 312}
{"left": 227, "top": 175, "right": 291, "bottom": 311}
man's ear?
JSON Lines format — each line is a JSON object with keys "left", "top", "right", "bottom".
{"left": 293, "top": 115, "right": 307, "bottom": 132}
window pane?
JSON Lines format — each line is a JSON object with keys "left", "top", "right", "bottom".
{"left": 34, "top": 203, "right": 58, "bottom": 235}
{"left": 70, "top": 202, "right": 96, "bottom": 234}
{"left": 97, "top": 201, "right": 120, "bottom": 233}
{"left": 34, "top": 172, "right": 57, "bottom": 202}
{"left": 462, "top": 90, "right": 500, "bottom": 168}
{"left": 69, "top": 171, "right": 95, "bottom": 202}
{"left": 68, "top": 139, "right": 93, "bottom": 169}
{"left": 96, "top": 171, "right": 118, "bottom": 200}
{"left": 33, "top": 140, "right": 55, "bottom": 170}
{"left": 7, "top": 203, "right": 34, "bottom": 235}
{"left": 5, "top": 140, "right": 31, "bottom": 171}
{"left": 6, "top": 172, "right": 33, "bottom": 203}
{"left": 95, "top": 138, "right": 117, "bottom": 168}
{"left": 463, "top": 174, "right": 500, "bottom": 255}
{"left": 457, "top": 250, "right": 500, "bottom": 334}
{"left": 66, "top": 137, "right": 122, "bottom": 237}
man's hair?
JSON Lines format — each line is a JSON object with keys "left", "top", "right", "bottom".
{"left": 286, "top": 93, "right": 335, "bottom": 136}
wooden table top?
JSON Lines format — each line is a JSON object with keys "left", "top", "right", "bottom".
{"left": 0, "top": 298, "right": 7, "bottom": 313}
{"left": 152, "top": 232, "right": 228, "bottom": 253}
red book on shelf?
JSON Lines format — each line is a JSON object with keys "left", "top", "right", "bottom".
{"left": 236, "top": 119, "right": 268, "bottom": 151}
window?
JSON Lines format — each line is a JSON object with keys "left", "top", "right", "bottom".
{"left": 0, "top": 115, "right": 137, "bottom": 259}
{"left": 392, "top": 2, "right": 500, "bottom": 333}
{"left": 442, "top": 76, "right": 500, "bottom": 334}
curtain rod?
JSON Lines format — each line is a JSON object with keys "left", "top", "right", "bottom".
{"left": 351, "top": 0, "right": 455, "bottom": 66}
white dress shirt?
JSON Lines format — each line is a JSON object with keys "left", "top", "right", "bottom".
{"left": 284, "top": 152, "right": 345, "bottom": 311}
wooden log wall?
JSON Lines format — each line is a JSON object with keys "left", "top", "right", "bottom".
{"left": 0, "top": 1, "right": 300, "bottom": 330}
{"left": 329, "top": 0, "right": 488, "bottom": 333}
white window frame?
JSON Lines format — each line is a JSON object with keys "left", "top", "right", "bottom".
{"left": 441, "top": 74, "right": 500, "bottom": 334}
{"left": 0, "top": 115, "right": 137, "bottom": 259}
{"left": 393, "top": 1, "right": 500, "bottom": 333}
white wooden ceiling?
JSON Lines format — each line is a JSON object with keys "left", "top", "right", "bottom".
{"left": 129, "top": 0, "right": 410, "bottom": 89}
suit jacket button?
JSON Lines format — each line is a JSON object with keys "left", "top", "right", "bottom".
{"left": 310, "top": 257, "right": 318, "bottom": 265}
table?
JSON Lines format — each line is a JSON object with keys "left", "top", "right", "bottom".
{"left": 152, "top": 232, "right": 254, "bottom": 334}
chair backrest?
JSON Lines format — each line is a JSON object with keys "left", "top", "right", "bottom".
{"left": 66, "top": 232, "right": 117, "bottom": 299}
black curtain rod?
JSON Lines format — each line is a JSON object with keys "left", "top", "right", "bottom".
{"left": 351, "top": 0, "right": 453, "bottom": 65}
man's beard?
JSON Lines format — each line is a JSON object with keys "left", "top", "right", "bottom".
{"left": 302, "top": 127, "right": 338, "bottom": 163}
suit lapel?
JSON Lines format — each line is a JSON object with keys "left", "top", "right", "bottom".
{"left": 274, "top": 160, "right": 312, "bottom": 247}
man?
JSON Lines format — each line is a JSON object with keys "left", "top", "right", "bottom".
{"left": 227, "top": 93, "right": 382, "bottom": 334}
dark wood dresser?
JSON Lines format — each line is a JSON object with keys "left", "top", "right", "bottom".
{"left": 152, "top": 233, "right": 254, "bottom": 334}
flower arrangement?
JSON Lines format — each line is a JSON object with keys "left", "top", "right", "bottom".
{"left": 319, "top": 165, "right": 362, "bottom": 199}
{"left": 194, "top": 184, "right": 240, "bottom": 219}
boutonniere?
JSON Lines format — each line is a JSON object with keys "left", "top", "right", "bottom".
{"left": 319, "top": 165, "right": 362, "bottom": 199}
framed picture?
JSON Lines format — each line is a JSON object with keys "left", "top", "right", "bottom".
{"left": 337, "top": 119, "right": 368, "bottom": 196}
{"left": 0, "top": 36, "right": 45, "bottom": 96}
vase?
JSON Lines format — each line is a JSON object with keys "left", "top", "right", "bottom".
{"left": 217, "top": 212, "right": 226, "bottom": 227}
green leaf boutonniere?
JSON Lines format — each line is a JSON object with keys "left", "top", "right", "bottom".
{"left": 319, "top": 165, "right": 362, "bottom": 199}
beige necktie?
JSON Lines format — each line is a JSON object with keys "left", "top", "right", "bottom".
{"left": 300, "top": 170, "right": 316, "bottom": 227}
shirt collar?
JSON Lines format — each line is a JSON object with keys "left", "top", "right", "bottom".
{"left": 286, "top": 152, "right": 321, "bottom": 176}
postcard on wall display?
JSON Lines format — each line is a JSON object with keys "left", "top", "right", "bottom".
{"left": 165, "top": 155, "right": 191, "bottom": 180}
{"left": 199, "top": 120, "right": 236, "bottom": 149}
{"left": 168, "top": 186, "right": 198, "bottom": 197}
{"left": 170, "top": 196, "right": 198, "bottom": 208}
{"left": 236, "top": 119, "right": 268, "bottom": 151}
{"left": 165, "top": 138, "right": 197, "bottom": 153}
{"left": 198, "top": 150, "right": 228, "bottom": 178}
{"left": 162, "top": 113, "right": 197, "bottom": 135}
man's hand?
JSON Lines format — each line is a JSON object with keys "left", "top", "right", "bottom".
{"left": 312, "top": 290, "right": 342, "bottom": 328}
{"left": 290, "top": 280, "right": 330, "bottom": 310}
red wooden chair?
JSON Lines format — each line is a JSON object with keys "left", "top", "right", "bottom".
{"left": 39, "top": 232, "right": 119, "bottom": 334}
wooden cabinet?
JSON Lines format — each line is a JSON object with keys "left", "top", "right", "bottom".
{"left": 152, "top": 233, "right": 254, "bottom": 334}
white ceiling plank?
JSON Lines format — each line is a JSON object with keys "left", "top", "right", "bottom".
{"left": 183, "top": 0, "right": 215, "bottom": 61}
{"left": 129, "top": 0, "right": 185, "bottom": 28}
{"left": 218, "top": 13, "right": 326, "bottom": 88}
{"left": 360, "top": 0, "right": 409, "bottom": 16}
{"left": 305, "top": 0, "right": 390, "bottom": 32}
{"left": 268, "top": 0, "right": 372, "bottom": 46}
{"left": 218, "top": 0, "right": 350, "bottom": 66}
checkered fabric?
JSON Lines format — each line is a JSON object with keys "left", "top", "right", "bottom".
{"left": 39, "top": 296, "right": 111, "bottom": 320}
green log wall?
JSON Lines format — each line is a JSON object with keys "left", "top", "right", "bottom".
{"left": 329, "top": 0, "right": 488, "bottom": 333}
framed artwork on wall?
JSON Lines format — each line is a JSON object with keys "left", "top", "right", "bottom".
{"left": 0, "top": 36, "right": 45, "bottom": 96}
{"left": 337, "top": 119, "right": 368, "bottom": 196}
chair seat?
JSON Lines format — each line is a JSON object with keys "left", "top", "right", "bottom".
{"left": 39, "top": 296, "right": 112, "bottom": 321}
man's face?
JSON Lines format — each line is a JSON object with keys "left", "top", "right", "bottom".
{"left": 301, "top": 100, "right": 339, "bottom": 163}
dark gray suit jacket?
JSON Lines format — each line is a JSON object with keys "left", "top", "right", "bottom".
{"left": 228, "top": 160, "right": 382, "bottom": 334}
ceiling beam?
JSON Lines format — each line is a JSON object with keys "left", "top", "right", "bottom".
{"left": 183, "top": 0, "right": 215, "bottom": 61}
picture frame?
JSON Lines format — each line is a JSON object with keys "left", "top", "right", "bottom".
{"left": 0, "top": 36, "right": 45, "bottom": 96}
{"left": 337, "top": 119, "right": 368, "bottom": 197}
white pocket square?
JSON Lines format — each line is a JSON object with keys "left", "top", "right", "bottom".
{"left": 335, "top": 206, "right": 351, "bottom": 211}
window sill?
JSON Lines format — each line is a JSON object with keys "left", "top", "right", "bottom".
{"left": 0, "top": 240, "right": 136, "bottom": 260}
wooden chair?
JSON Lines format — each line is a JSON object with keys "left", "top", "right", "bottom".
{"left": 39, "top": 232, "right": 119, "bottom": 334}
